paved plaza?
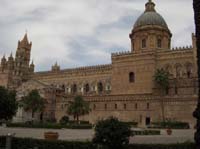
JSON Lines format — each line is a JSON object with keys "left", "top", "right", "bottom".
{"left": 0, "top": 127, "right": 195, "bottom": 144}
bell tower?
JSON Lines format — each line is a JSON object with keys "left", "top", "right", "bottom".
{"left": 13, "top": 33, "right": 32, "bottom": 86}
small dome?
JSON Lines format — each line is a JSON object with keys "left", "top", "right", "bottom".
{"left": 134, "top": 0, "right": 168, "bottom": 29}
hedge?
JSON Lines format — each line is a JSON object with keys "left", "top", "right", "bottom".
{"left": 133, "top": 130, "right": 160, "bottom": 135}
{"left": 150, "top": 121, "right": 190, "bottom": 129}
{"left": 6, "top": 122, "right": 92, "bottom": 129}
{"left": 0, "top": 136, "right": 195, "bottom": 149}
{"left": 122, "top": 121, "right": 138, "bottom": 127}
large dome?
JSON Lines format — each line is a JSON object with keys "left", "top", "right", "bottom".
{"left": 134, "top": 0, "right": 168, "bottom": 30}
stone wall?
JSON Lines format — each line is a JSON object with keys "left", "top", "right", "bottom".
{"left": 55, "top": 94, "right": 197, "bottom": 127}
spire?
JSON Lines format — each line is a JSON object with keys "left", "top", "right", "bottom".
{"left": 10, "top": 52, "right": 13, "bottom": 58}
{"left": 17, "top": 32, "right": 32, "bottom": 50}
{"left": 22, "top": 32, "right": 29, "bottom": 44}
{"left": 8, "top": 52, "right": 14, "bottom": 61}
{"left": 30, "top": 60, "right": 34, "bottom": 66}
{"left": 145, "top": 0, "right": 156, "bottom": 12}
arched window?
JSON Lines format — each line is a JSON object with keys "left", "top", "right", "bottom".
{"left": 98, "top": 82, "right": 103, "bottom": 93}
{"left": 135, "top": 103, "right": 138, "bottom": 110}
{"left": 175, "top": 64, "right": 182, "bottom": 78}
{"left": 147, "top": 103, "right": 150, "bottom": 110}
{"left": 85, "top": 83, "right": 90, "bottom": 93}
{"left": 185, "top": 63, "right": 193, "bottom": 78}
{"left": 124, "top": 104, "right": 127, "bottom": 110}
{"left": 129, "top": 72, "right": 135, "bottom": 83}
{"left": 175, "top": 86, "right": 178, "bottom": 95}
{"left": 105, "top": 104, "right": 107, "bottom": 110}
{"left": 115, "top": 104, "right": 117, "bottom": 109}
{"left": 93, "top": 104, "right": 96, "bottom": 110}
{"left": 157, "top": 39, "right": 162, "bottom": 48}
{"left": 62, "top": 84, "right": 65, "bottom": 90}
{"left": 166, "top": 87, "right": 169, "bottom": 95}
{"left": 142, "top": 39, "right": 146, "bottom": 48}
{"left": 72, "top": 84, "right": 77, "bottom": 94}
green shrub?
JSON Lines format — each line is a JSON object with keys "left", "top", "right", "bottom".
{"left": 150, "top": 121, "right": 190, "bottom": 129}
{"left": 68, "top": 120, "right": 90, "bottom": 124}
{"left": 6, "top": 122, "right": 92, "bottom": 129}
{"left": 133, "top": 130, "right": 160, "bottom": 135}
{"left": 59, "top": 116, "right": 69, "bottom": 125}
{"left": 122, "top": 121, "right": 138, "bottom": 127}
{"left": 63, "top": 123, "right": 92, "bottom": 129}
{"left": 46, "top": 118, "right": 57, "bottom": 123}
{"left": 93, "top": 117, "right": 133, "bottom": 149}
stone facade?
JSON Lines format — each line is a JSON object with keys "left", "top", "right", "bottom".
{"left": 0, "top": 0, "right": 198, "bottom": 127}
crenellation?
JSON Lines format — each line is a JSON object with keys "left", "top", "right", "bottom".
{"left": 171, "top": 45, "right": 193, "bottom": 51}
{"left": 111, "top": 50, "right": 132, "bottom": 57}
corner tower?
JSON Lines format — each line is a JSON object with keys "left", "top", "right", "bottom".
{"left": 129, "top": 0, "right": 172, "bottom": 52}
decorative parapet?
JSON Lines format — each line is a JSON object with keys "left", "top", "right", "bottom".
{"left": 171, "top": 45, "right": 193, "bottom": 51}
{"left": 34, "top": 64, "right": 112, "bottom": 76}
{"left": 111, "top": 50, "right": 132, "bottom": 57}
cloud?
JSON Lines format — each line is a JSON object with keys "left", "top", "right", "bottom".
{"left": 0, "top": 0, "right": 194, "bottom": 71}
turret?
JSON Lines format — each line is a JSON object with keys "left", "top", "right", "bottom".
{"left": 52, "top": 62, "right": 60, "bottom": 72}
{"left": 30, "top": 60, "right": 35, "bottom": 73}
{"left": 1, "top": 55, "right": 7, "bottom": 71}
{"left": 7, "top": 53, "right": 14, "bottom": 70}
{"left": 192, "top": 33, "right": 196, "bottom": 49}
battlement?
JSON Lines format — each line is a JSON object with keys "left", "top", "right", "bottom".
{"left": 35, "top": 64, "right": 112, "bottom": 76}
{"left": 111, "top": 50, "right": 132, "bottom": 57}
{"left": 62, "top": 64, "right": 112, "bottom": 73}
{"left": 171, "top": 45, "right": 193, "bottom": 51}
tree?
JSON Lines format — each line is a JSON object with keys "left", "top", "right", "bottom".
{"left": 193, "top": 0, "right": 200, "bottom": 148}
{"left": 67, "top": 96, "right": 90, "bottom": 123}
{"left": 93, "top": 117, "right": 133, "bottom": 149}
{"left": 59, "top": 116, "right": 69, "bottom": 125}
{"left": 154, "top": 69, "right": 169, "bottom": 122}
{"left": 20, "top": 89, "right": 45, "bottom": 120}
{"left": 154, "top": 68, "right": 169, "bottom": 90}
{"left": 0, "top": 86, "right": 18, "bottom": 121}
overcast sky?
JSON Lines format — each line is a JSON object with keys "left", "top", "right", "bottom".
{"left": 0, "top": 0, "right": 194, "bottom": 71}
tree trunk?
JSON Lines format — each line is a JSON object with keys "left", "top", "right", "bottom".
{"left": 161, "top": 98, "right": 165, "bottom": 122}
{"left": 77, "top": 115, "right": 80, "bottom": 124}
{"left": 193, "top": 0, "right": 200, "bottom": 148}
{"left": 32, "top": 111, "right": 35, "bottom": 122}
{"left": 32, "top": 111, "right": 34, "bottom": 118}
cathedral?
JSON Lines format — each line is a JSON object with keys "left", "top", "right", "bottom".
{"left": 0, "top": 0, "right": 198, "bottom": 127}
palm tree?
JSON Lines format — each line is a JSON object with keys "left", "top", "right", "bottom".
{"left": 154, "top": 69, "right": 169, "bottom": 90}
{"left": 193, "top": 0, "right": 200, "bottom": 148}
{"left": 20, "top": 89, "right": 45, "bottom": 121}
{"left": 154, "top": 69, "right": 169, "bottom": 122}
{"left": 67, "top": 96, "right": 90, "bottom": 123}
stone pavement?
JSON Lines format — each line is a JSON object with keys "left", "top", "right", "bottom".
{"left": 0, "top": 127, "right": 195, "bottom": 144}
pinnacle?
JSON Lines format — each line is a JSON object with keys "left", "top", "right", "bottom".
{"left": 10, "top": 52, "right": 13, "bottom": 58}
{"left": 21, "top": 32, "right": 29, "bottom": 44}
